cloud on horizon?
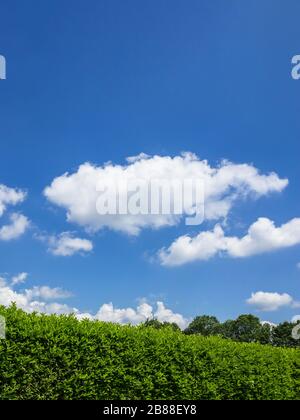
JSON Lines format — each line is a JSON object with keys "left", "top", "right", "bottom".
{"left": 0, "top": 276, "right": 188, "bottom": 329}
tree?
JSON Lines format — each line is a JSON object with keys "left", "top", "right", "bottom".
{"left": 142, "top": 319, "right": 181, "bottom": 331}
{"left": 221, "top": 314, "right": 271, "bottom": 344}
{"left": 184, "top": 315, "right": 220, "bottom": 336}
{"left": 255, "top": 323, "right": 273, "bottom": 345}
{"left": 272, "top": 322, "right": 300, "bottom": 348}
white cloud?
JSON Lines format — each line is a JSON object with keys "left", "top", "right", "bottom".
{"left": 25, "top": 286, "right": 72, "bottom": 300}
{"left": 159, "top": 217, "right": 300, "bottom": 266}
{"left": 0, "top": 277, "right": 188, "bottom": 328}
{"left": 154, "top": 301, "right": 188, "bottom": 329}
{"left": 0, "top": 278, "right": 74, "bottom": 314}
{"left": 159, "top": 224, "right": 227, "bottom": 266}
{"left": 43, "top": 232, "right": 93, "bottom": 256}
{"left": 0, "top": 185, "right": 26, "bottom": 217}
{"left": 44, "top": 153, "right": 287, "bottom": 235}
{"left": 77, "top": 301, "right": 189, "bottom": 329}
{"left": 225, "top": 217, "right": 300, "bottom": 258}
{"left": 91, "top": 302, "right": 154, "bottom": 324}
{"left": 261, "top": 320, "right": 277, "bottom": 328}
{"left": 0, "top": 213, "right": 30, "bottom": 241}
{"left": 11, "top": 272, "right": 28, "bottom": 286}
{"left": 0, "top": 184, "right": 29, "bottom": 242}
{"left": 292, "top": 315, "right": 300, "bottom": 323}
{"left": 247, "top": 291, "right": 300, "bottom": 312}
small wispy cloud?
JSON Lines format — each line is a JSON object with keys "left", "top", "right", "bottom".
{"left": 36, "top": 232, "right": 93, "bottom": 257}
{"left": 0, "top": 213, "right": 30, "bottom": 241}
{"left": 11, "top": 272, "right": 28, "bottom": 286}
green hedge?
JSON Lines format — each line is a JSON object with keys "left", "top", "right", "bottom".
{"left": 0, "top": 305, "right": 299, "bottom": 400}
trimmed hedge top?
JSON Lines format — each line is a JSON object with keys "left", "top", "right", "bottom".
{"left": 0, "top": 305, "right": 299, "bottom": 400}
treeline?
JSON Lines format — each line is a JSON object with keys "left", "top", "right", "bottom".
{"left": 143, "top": 315, "right": 300, "bottom": 348}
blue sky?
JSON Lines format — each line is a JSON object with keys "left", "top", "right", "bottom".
{"left": 0, "top": 0, "right": 300, "bottom": 326}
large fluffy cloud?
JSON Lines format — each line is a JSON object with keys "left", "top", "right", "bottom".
{"left": 159, "top": 217, "right": 300, "bottom": 266}
{"left": 44, "top": 153, "right": 288, "bottom": 235}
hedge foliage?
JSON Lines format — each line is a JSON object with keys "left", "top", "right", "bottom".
{"left": 0, "top": 305, "right": 299, "bottom": 400}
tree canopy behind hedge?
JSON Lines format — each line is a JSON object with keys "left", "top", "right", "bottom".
{"left": 184, "top": 314, "right": 300, "bottom": 348}
{"left": 0, "top": 305, "right": 299, "bottom": 400}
